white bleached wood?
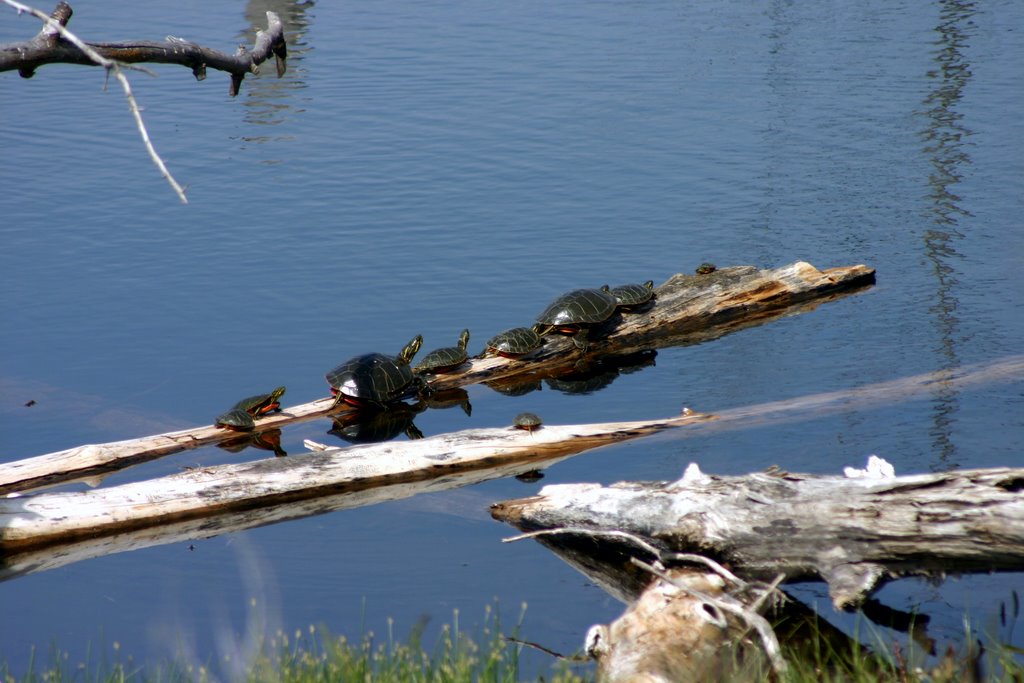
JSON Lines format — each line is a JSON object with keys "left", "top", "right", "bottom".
{"left": 491, "top": 461, "right": 1024, "bottom": 609}
{"left": 0, "top": 260, "right": 873, "bottom": 494}
{"left": 0, "top": 411, "right": 715, "bottom": 553}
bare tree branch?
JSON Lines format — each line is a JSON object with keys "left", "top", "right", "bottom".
{"left": 1, "top": 1, "right": 287, "bottom": 94}
{"left": 2, "top": 1, "right": 288, "bottom": 203}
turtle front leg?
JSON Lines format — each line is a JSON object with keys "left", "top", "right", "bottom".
{"left": 571, "top": 329, "right": 590, "bottom": 350}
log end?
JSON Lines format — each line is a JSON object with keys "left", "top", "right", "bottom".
{"left": 824, "top": 561, "right": 887, "bottom": 610}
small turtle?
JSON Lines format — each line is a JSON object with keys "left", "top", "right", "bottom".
{"left": 513, "top": 412, "right": 543, "bottom": 432}
{"left": 604, "top": 280, "right": 655, "bottom": 310}
{"left": 535, "top": 287, "right": 618, "bottom": 349}
{"left": 415, "top": 329, "right": 470, "bottom": 374}
{"left": 215, "top": 407, "right": 256, "bottom": 432}
{"left": 233, "top": 386, "right": 286, "bottom": 417}
{"left": 482, "top": 326, "right": 543, "bottom": 358}
{"left": 326, "top": 335, "right": 428, "bottom": 409}
{"left": 515, "top": 469, "right": 545, "bottom": 483}
{"left": 695, "top": 262, "right": 717, "bottom": 275}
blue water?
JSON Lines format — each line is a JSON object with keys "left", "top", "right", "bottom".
{"left": 2, "top": 0, "right": 1023, "bottom": 676}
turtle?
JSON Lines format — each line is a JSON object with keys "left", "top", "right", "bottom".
{"left": 695, "top": 262, "right": 717, "bottom": 275}
{"left": 415, "top": 329, "right": 470, "bottom": 374}
{"left": 215, "top": 407, "right": 256, "bottom": 431}
{"left": 513, "top": 411, "right": 543, "bottom": 432}
{"left": 603, "top": 280, "right": 655, "bottom": 310}
{"left": 482, "top": 326, "right": 543, "bottom": 358}
{"left": 326, "top": 335, "right": 428, "bottom": 409}
{"left": 232, "top": 386, "right": 286, "bottom": 417}
{"left": 535, "top": 287, "right": 618, "bottom": 349}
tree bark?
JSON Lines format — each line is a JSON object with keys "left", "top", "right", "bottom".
{"left": 0, "top": 411, "right": 714, "bottom": 554}
{"left": 490, "top": 462, "right": 1024, "bottom": 610}
{"left": 1, "top": 2, "right": 287, "bottom": 95}
{"left": 0, "top": 260, "right": 873, "bottom": 494}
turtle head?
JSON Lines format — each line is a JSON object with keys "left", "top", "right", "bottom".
{"left": 643, "top": 280, "right": 654, "bottom": 289}
{"left": 270, "top": 386, "right": 286, "bottom": 400}
{"left": 399, "top": 335, "right": 423, "bottom": 364}
{"left": 457, "top": 328, "right": 471, "bottom": 350}
{"left": 600, "top": 284, "right": 610, "bottom": 292}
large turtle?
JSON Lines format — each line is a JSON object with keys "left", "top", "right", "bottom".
{"left": 415, "top": 329, "right": 470, "bottom": 374}
{"left": 604, "top": 280, "right": 655, "bottom": 310}
{"left": 233, "top": 386, "right": 286, "bottom": 417}
{"left": 482, "top": 326, "right": 544, "bottom": 358}
{"left": 535, "top": 287, "right": 618, "bottom": 349}
{"left": 326, "top": 335, "right": 427, "bottom": 409}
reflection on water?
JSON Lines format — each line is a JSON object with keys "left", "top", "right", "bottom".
{"left": 328, "top": 403, "right": 425, "bottom": 444}
{"left": 327, "top": 388, "right": 470, "bottom": 444}
{"left": 423, "top": 387, "right": 473, "bottom": 416}
{"left": 237, "top": 0, "right": 314, "bottom": 153}
{"left": 217, "top": 428, "right": 288, "bottom": 457}
{"left": 545, "top": 351, "right": 657, "bottom": 396}
{"left": 919, "top": 0, "right": 976, "bottom": 469}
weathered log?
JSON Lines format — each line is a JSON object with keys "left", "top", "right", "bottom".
{"left": 0, "top": 260, "right": 873, "bottom": 494}
{"left": 0, "top": 410, "right": 714, "bottom": 554}
{"left": 491, "top": 461, "right": 1024, "bottom": 610}
{"left": 1, "top": 2, "right": 287, "bottom": 95}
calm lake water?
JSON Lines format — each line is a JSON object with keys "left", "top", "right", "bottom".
{"left": 2, "top": 0, "right": 1023, "bottom": 677}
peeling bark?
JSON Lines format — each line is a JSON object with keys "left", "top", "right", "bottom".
{"left": 491, "top": 463, "right": 1024, "bottom": 609}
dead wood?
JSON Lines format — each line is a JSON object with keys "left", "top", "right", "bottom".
{"left": 0, "top": 260, "right": 873, "bottom": 494}
{"left": 490, "top": 462, "right": 1024, "bottom": 610}
{"left": 1, "top": 2, "right": 287, "bottom": 95}
{"left": 584, "top": 567, "right": 778, "bottom": 682}
{"left": 0, "top": 410, "right": 714, "bottom": 555}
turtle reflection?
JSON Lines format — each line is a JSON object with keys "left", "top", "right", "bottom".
{"left": 484, "top": 375, "right": 543, "bottom": 397}
{"left": 328, "top": 402, "right": 426, "bottom": 444}
{"left": 545, "top": 350, "right": 657, "bottom": 395}
{"left": 423, "top": 387, "right": 473, "bottom": 417}
{"left": 217, "top": 428, "right": 287, "bottom": 457}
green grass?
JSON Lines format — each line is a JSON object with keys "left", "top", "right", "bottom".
{"left": 4, "top": 604, "right": 1023, "bottom": 682}
{"left": 2, "top": 604, "right": 587, "bottom": 683}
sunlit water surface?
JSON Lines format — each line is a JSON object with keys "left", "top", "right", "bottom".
{"left": 2, "top": 0, "right": 1023, "bottom": 677}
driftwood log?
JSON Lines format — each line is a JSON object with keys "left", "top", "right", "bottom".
{"left": 1, "top": 2, "right": 287, "bottom": 95}
{"left": 0, "top": 261, "right": 873, "bottom": 494}
{"left": 0, "top": 410, "right": 715, "bottom": 556}
{"left": 491, "top": 462, "right": 1024, "bottom": 611}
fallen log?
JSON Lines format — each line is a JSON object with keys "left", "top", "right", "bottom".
{"left": 0, "top": 410, "right": 715, "bottom": 555}
{"left": 0, "top": 260, "right": 873, "bottom": 494}
{"left": 490, "top": 460, "right": 1024, "bottom": 610}
{"left": 1, "top": 2, "right": 287, "bottom": 95}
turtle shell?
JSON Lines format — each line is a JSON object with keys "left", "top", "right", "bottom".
{"left": 607, "top": 281, "right": 655, "bottom": 308}
{"left": 326, "top": 336, "right": 422, "bottom": 408}
{"left": 215, "top": 407, "right": 256, "bottom": 431}
{"left": 536, "top": 288, "right": 617, "bottom": 330}
{"left": 415, "top": 329, "right": 470, "bottom": 373}
{"left": 484, "top": 326, "right": 542, "bottom": 358}
{"left": 233, "top": 386, "right": 286, "bottom": 416}
{"left": 513, "top": 411, "right": 543, "bottom": 431}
